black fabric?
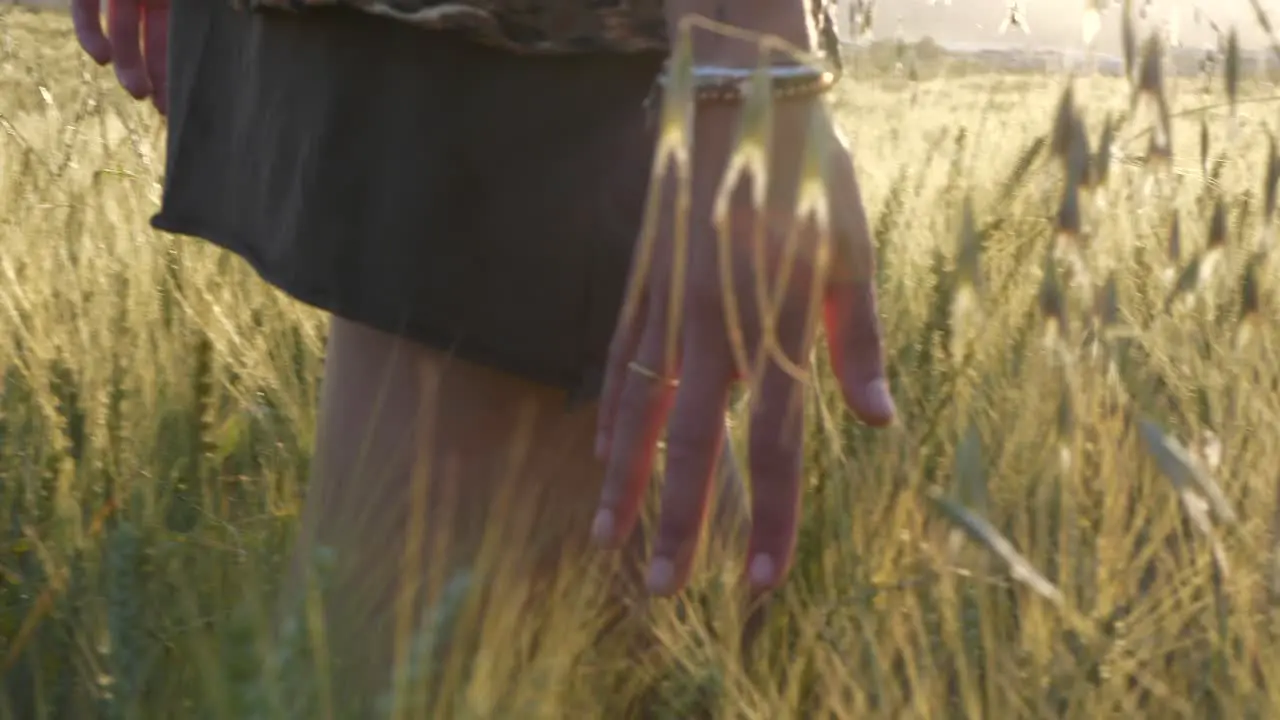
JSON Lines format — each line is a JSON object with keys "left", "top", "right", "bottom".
{"left": 154, "top": 2, "right": 664, "bottom": 397}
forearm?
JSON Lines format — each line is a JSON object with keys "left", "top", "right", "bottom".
{"left": 665, "top": 0, "right": 814, "bottom": 64}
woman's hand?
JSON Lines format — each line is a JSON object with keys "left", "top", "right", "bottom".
{"left": 72, "top": 0, "right": 169, "bottom": 115}
{"left": 593, "top": 85, "right": 895, "bottom": 597}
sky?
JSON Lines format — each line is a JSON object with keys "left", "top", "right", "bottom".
{"left": 844, "top": 0, "right": 1277, "bottom": 54}
{"left": 8, "top": 0, "right": 1275, "bottom": 53}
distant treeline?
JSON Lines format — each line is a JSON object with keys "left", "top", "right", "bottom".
{"left": 843, "top": 36, "right": 1278, "bottom": 81}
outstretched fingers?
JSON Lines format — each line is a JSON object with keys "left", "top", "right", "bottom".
{"left": 107, "top": 0, "right": 151, "bottom": 100}
{"left": 824, "top": 278, "right": 894, "bottom": 426}
{"left": 596, "top": 276, "right": 649, "bottom": 462}
{"left": 72, "top": 0, "right": 112, "bottom": 64}
{"left": 592, "top": 294, "right": 679, "bottom": 552}
{"left": 824, "top": 153, "right": 895, "bottom": 427}
{"left": 646, "top": 333, "right": 734, "bottom": 595}
{"left": 143, "top": 3, "right": 169, "bottom": 115}
{"left": 742, "top": 359, "right": 807, "bottom": 592}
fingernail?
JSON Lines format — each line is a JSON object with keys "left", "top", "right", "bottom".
{"left": 117, "top": 71, "right": 150, "bottom": 101}
{"left": 862, "top": 378, "right": 896, "bottom": 424}
{"left": 88, "top": 44, "right": 112, "bottom": 66}
{"left": 591, "top": 510, "right": 615, "bottom": 544}
{"left": 748, "top": 554, "right": 776, "bottom": 588}
{"left": 646, "top": 558, "right": 676, "bottom": 595}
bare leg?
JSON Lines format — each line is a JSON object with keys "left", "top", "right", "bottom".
{"left": 282, "top": 316, "right": 748, "bottom": 703}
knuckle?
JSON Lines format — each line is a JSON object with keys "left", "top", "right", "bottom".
{"left": 595, "top": 411, "right": 614, "bottom": 438}
{"left": 748, "top": 425, "right": 802, "bottom": 484}
{"left": 596, "top": 475, "right": 626, "bottom": 509}
{"left": 656, "top": 505, "right": 704, "bottom": 554}
{"left": 749, "top": 448, "right": 799, "bottom": 489}
{"left": 848, "top": 287, "right": 884, "bottom": 349}
{"left": 664, "top": 423, "right": 721, "bottom": 469}
{"left": 605, "top": 334, "right": 635, "bottom": 369}
{"left": 749, "top": 490, "right": 797, "bottom": 544}
{"left": 614, "top": 381, "right": 656, "bottom": 421}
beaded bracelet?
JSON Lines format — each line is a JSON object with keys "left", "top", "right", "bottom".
{"left": 657, "top": 63, "right": 840, "bottom": 104}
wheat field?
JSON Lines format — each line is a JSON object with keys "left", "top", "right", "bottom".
{"left": 3, "top": 6, "right": 1280, "bottom": 719}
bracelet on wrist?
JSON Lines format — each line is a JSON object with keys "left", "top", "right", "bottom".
{"left": 659, "top": 63, "right": 839, "bottom": 104}
{"left": 653, "top": 6, "right": 844, "bottom": 106}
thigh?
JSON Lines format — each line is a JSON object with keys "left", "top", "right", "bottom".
{"left": 287, "top": 316, "right": 619, "bottom": 704}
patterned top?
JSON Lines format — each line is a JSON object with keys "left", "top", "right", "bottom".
{"left": 237, "top": 0, "right": 838, "bottom": 59}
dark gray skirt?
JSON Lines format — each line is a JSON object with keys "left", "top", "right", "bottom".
{"left": 153, "top": 2, "right": 665, "bottom": 398}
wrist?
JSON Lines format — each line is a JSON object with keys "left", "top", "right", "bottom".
{"left": 665, "top": 0, "right": 814, "bottom": 66}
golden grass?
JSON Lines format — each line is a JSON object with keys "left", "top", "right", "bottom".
{"left": 4, "top": 6, "right": 1280, "bottom": 719}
